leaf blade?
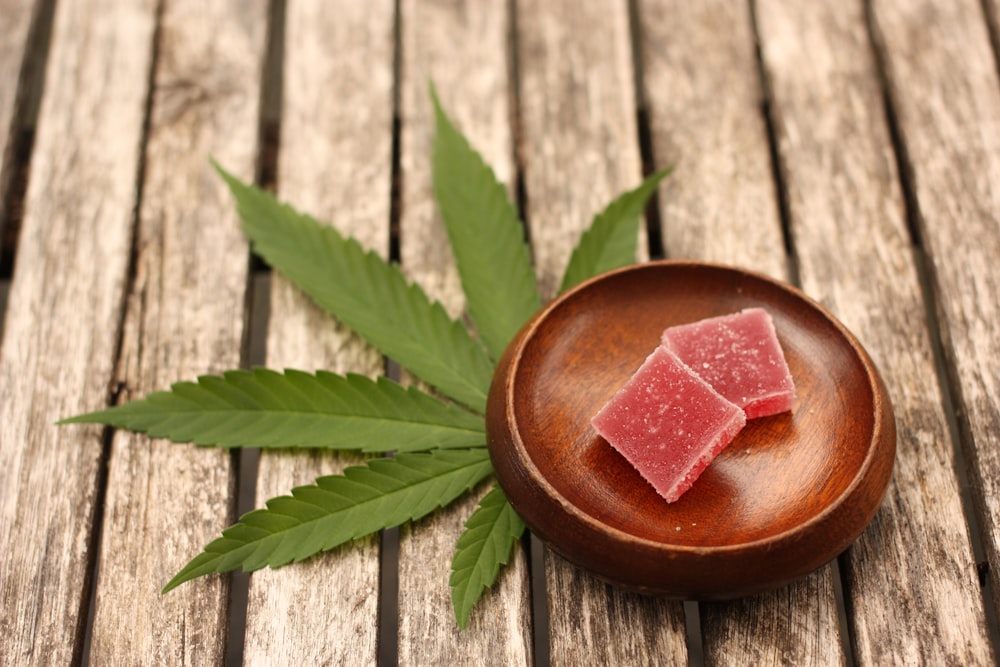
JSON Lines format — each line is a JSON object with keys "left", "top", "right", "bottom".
{"left": 449, "top": 484, "right": 526, "bottom": 629}
{"left": 162, "top": 448, "right": 494, "bottom": 592}
{"left": 431, "top": 86, "right": 541, "bottom": 360}
{"left": 215, "top": 163, "right": 494, "bottom": 413}
{"left": 61, "top": 369, "right": 485, "bottom": 452}
{"left": 559, "top": 167, "right": 673, "bottom": 293}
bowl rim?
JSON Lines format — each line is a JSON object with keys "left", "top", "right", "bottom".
{"left": 495, "top": 259, "right": 893, "bottom": 555}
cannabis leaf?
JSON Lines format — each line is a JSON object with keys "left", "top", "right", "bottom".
{"left": 60, "top": 369, "right": 484, "bottom": 452}
{"left": 163, "top": 448, "right": 493, "bottom": 592}
{"left": 61, "top": 86, "right": 672, "bottom": 631}
{"left": 216, "top": 164, "right": 494, "bottom": 413}
{"left": 450, "top": 484, "right": 526, "bottom": 629}
{"left": 559, "top": 166, "right": 673, "bottom": 293}
{"left": 431, "top": 86, "right": 541, "bottom": 360}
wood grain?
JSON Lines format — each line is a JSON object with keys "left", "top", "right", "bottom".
{"left": 543, "top": 565, "right": 687, "bottom": 667}
{"left": 701, "top": 571, "right": 845, "bottom": 667}
{"left": 0, "top": 0, "right": 33, "bottom": 154}
{"left": 0, "top": 0, "right": 157, "bottom": 662}
{"left": 871, "top": 0, "right": 1000, "bottom": 645}
{"left": 0, "top": 0, "right": 40, "bottom": 234}
{"left": 3, "top": 2, "right": 999, "bottom": 664}
{"left": 241, "top": 1, "right": 394, "bottom": 665}
{"left": 517, "top": 0, "right": 649, "bottom": 297}
{"left": 396, "top": 1, "right": 533, "bottom": 663}
{"left": 636, "top": 1, "right": 846, "bottom": 663}
{"left": 85, "top": 1, "right": 268, "bottom": 663}
{"left": 515, "top": 1, "right": 688, "bottom": 664}
{"left": 637, "top": 0, "right": 838, "bottom": 662}
{"left": 759, "top": 0, "right": 993, "bottom": 663}
{"left": 638, "top": 0, "right": 786, "bottom": 278}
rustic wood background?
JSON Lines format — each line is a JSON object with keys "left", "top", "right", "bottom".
{"left": 1, "top": 0, "right": 998, "bottom": 664}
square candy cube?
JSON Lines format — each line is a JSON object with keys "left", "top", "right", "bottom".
{"left": 591, "top": 346, "right": 746, "bottom": 503}
{"left": 662, "top": 308, "right": 795, "bottom": 419}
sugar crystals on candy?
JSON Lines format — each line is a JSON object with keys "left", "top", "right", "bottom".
{"left": 592, "top": 308, "right": 796, "bottom": 504}
{"left": 591, "top": 346, "right": 747, "bottom": 503}
{"left": 662, "top": 307, "right": 795, "bottom": 419}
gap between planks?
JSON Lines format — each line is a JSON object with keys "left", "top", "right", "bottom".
{"left": 747, "top": 0, "right": 854, "bottom": 661}
{"left": 223, "top": 0, "right": 285, "bottom": 665}
{"left": 865, "top": 1, "right": 1000, "bottom": 659}
{"left": 109, "top": 2, "right": 1000, "bottom": 664}
{"left": 0, "top": 0, "right": 57, "bottom": 341}
{"left": 79, "top": 0, "right": 166, "bottom": 662}
{"left": 70, "top": 2, "right": 830, "bottom": 665}
{"left": 747, "top": 0, "right": 801, "bottom": 287}
{"left": 627, "top": 0, "right": 666, "bottom": 262}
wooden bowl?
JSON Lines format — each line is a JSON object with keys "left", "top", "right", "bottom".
{"left": 486, "top": 260, "right": 895, "bottom": 598}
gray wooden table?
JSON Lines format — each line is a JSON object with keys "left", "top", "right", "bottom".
{"left": 2, "top": 0, "right": 999, "bottom": 664}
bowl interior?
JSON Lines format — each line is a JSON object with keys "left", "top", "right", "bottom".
{"left": 510, "top": 262, "right": 876, "bottom": 548}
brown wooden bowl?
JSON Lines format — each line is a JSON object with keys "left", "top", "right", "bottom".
{"left": 486, "top": 260, "right": 895, "bottom": 598}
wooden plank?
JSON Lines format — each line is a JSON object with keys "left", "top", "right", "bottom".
{"left": 515, "top": 1, "right": 688, "bottom": 663}
{"left": 0, "top": 0, "right": 157, "bottom": 662}
{"left": 517, "top": 0, "right": 650, "bottom": 295}
{"left": 636, "top": 2, "right": 842, "bottom": 664}
{"left": 395, "top": 1, "right": 533, "bottom": 663}
{"left": 241, "top": 1, "right": 394, "bottom": 664}
{"left": 0, "top": 0, "right": 40, "bottom": 232}
{"left": 84, "top": 1, "right": 268, "bottom": 662}
{"left": 541, "top": 564, "right": 689, "bottom": 666}
{"left": 759, "top": 0, "right": 993, "bottom": 663}
{"left": 871, "top": 0, "right": 1000, "bottom": 643}
{"left": 0, "top": 0, "right": 34, "bottom": 154}
{"left": 701, "top": 573, "right": 845, "bottom": 666}
{"left": 637, "top": 0, "right": 786, "bottom": 277}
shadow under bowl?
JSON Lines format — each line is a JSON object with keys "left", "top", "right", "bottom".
{"left": 486, "top": 260, "right": 896, "bottom": 598}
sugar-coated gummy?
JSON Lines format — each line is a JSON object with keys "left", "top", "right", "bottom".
{"left": 591, "top": 346, "right": 746, "bottom": 503}
{"left": 661, "top": 308, "right": 795, "bottom": 419}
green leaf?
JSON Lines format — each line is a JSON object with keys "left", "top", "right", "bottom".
{"left": 215, "top": 163, "right": 494, "bottom": 413}
{"left": 558, "top": 167, "right": 673, "bottom": 293}
{"left": 431, "top": 85, "right": 541, "bottom": 360}
{"left": 449, "top": 484, "right": 526, "bottom": 629}
{"left": 163, "top": 448, "right": 493, "bottom": 592}
{"left": 61, "top": 368, "right": 485, "bottom": 452}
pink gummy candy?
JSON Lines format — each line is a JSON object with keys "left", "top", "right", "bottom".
{"left": 662, "top": 308, "right": 795, "bottom": 419}
{"left": 591, "top": 346, "right": 747, "bottom": 503}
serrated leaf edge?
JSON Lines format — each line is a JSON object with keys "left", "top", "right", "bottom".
{"left": 163, "top": 448, "right": 493, "bottom": 592}
{"left": 214, "top": 162, "right": 494, "bottom": 413}
{"left": 430, "top": 84, "right": 541, "bottom": 360}
{"left": 559, "top": 166, "right": 674, "bottom": 293}
{"left": 449, "top": 484, "right": 526, "bottom": 629}
{"left": 61, "top": 368, "right": 485, "bottom": 452}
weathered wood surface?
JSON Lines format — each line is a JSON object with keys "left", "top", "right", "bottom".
{"left": 0, "top": 0, "right": 40, "bottom": 235}
{"left": 395, "top": 1, "right": 532, "bottom": 664}
{"left": 516, "top": 1, "right": 688, "bottom": 664}
{"left": 758, "top": 1, "right": 993, "bottom": 664}
{"left": 517, "top": 0, "right": 648, "bottom": 296}
{"left": 85, "top": 1, "right": 268, "bottom": 663}
{"left": 241, "top": 1, "right": 394, "bottom": 664}
{"left": 872, "top": 0, "right": 1000, "bottom": 644}
{"left": 638, "top": 1, "right": 845, "bottom": 664}
{"left": 639, "top": 0, "right": 787, "bottom": 278}
{"left": 0, "top": 0, "right": 33, "bottom": 161}
{"left": 0, "top": 0, "right": 158, "bottom": 663}
{"left": 3, "top": 0, "right": 1000, "bottom": 664}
